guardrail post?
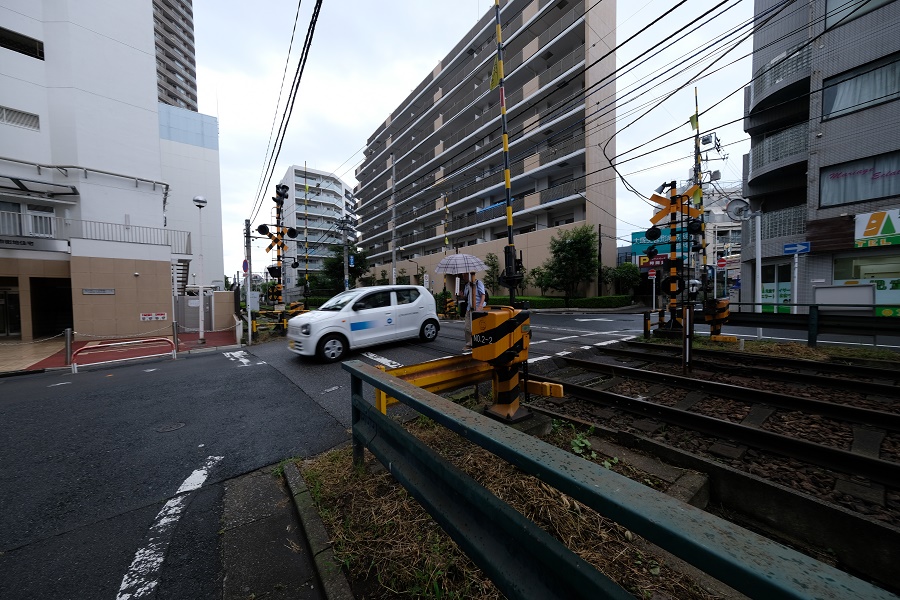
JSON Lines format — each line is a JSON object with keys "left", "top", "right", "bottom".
{"left": 808, "top": 305, "right": 819, "bottom": 348}
{"left": 64, "top": 328, "right": 73, "bottom": 365}
{"left": 351, "top": 371, "right": 364, "bottom": 468}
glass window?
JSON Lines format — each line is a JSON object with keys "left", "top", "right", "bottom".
{"left": 396, "top": 289, "right": 420, "bottom": 305}
{"left": 357, "top": 291, "right": 391, "bottom": 309}
{"left": 820, "top": 150, "right": 900, "bottom": 207}
{"left": 826, "top": 0, "right": 893, "bottom": 28}
{"left": 823, "top": 54, "right": 900, "bottom": 119}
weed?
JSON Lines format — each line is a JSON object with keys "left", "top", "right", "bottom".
{"left": 601, "top": 456, "right": 619, "bottom": 469}
{"left": 571, "top": 431, "right": 597, "bottom": 459}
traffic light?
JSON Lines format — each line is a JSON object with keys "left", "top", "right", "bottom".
{"left": 273, "top": 184, "right": 290, "bottom": 207}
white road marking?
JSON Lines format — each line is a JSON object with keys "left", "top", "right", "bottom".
{"left": 530, "top": 340, "right": 547, "bottom": 344}
{"left": 116, "top": 455, "right": 223, "bottom": 600}
{"left": 551, "top": 335, "right": 580, "bottom": 341}
{"left": 362, "top": 352, "right": 403, "bottom": 369}
{"left": 143, "top": 369, "right": 158, "bottom": 373}
{"left": 322, "top": 386, "right": 341, "bottom": 394}
{"left": 574, "top": 318, "right": 613, "bottom": 322}
{"left": 528, "top": 356, "right": 552, "bottom": 364}
{"left": 556, "top": 351, "right": 571, "bottom": 356}
{"left": 48, "top": 382, "right": 71, "bottom": 387}
{"left": 223, "top": 351, "right": 252, "bottom": 367}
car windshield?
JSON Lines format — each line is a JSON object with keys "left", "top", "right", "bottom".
{"left": 317, "top": 291, "right": 360, "bottom": 311}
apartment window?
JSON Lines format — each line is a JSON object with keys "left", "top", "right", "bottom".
{"left": 0, "top": 201, "right": 21, "bottom": 236}
{"left": 820, "top": 150, "right": 900, "bottom": 207}
{"left": 823, "top": 54, "right": 900, "bottom": 119}
{"left": 0, "top": 26, "right": 44, "bottom": 60}
{"left": 826, "top": 0, "right": 893, "bottom": 28}
{"left": 0, "top": 104, "right": 40, "bottom": 131}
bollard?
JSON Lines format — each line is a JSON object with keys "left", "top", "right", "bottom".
{"left": 172, "top": 321, "right": 179, "bottom": 353}
{"left": 643, "top": 312, "right": 651, "bottom": 339}
{"left": 65, "top": 328, "right": 73, "bottom": 365}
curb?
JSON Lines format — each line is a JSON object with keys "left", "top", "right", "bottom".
{"left": 283, "top": 462, "right": 355, "bottom": 600}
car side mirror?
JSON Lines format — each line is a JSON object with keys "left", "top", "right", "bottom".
{"left": 352, "top": 302, "right": 366, "bottom": 311}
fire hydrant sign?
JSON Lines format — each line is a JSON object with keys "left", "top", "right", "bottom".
{"left": 140, "top": 312, "right": 167, "bottom": 321}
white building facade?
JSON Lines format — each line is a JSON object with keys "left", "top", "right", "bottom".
{"left": 0, "top": 0, "right": 223, "bottom": 340}
{"left": 276, "top": 165, "right": 355, "bottom": 293}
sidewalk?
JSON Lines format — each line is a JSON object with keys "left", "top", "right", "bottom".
{"left": 0, "top": 329, "right": 240, "bottom": 375}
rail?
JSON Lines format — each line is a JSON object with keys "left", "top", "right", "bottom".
{"left": 343, "top": 360, "right": 896, "bottom": 600}
{"left": 71, "top": 337, "right": 176, "bottom": 373}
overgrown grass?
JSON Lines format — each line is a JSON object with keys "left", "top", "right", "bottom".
{"left": 299, "top": 411, "right": 718, "bottom": 599}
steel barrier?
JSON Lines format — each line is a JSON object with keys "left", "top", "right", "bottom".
{"left": 344, "top": 359, "right": 898, "bottom": 600}
{"left": 71, "top": 337, "right": 176, "bottom": 373}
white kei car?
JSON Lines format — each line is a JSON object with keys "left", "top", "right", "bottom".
{"left": 287, "top": 285, "right": 440, "bottom": 362}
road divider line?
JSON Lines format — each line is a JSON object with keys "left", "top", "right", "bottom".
{"left": 116, "top": 455, "right": 223, "bottom": 600}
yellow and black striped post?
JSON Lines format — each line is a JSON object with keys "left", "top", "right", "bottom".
{"left": 472, "top": 306, "right": 531, "bottom": 422}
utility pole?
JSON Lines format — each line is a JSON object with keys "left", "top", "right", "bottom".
{"left": 245, "top": 218, "right": 252, "bottom": 345}
{"left": 338, "top": 215, "right": 351, "bottom": 291}
{"left": 390, "top": 152, "right": 397, "bottom": 285}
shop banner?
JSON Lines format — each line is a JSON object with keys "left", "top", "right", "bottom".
{"left": 855, "top": 209, "right": 900, "bottom": 248}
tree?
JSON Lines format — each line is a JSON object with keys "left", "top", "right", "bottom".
{"left": 397, "top": 268, "right": 409, "bottom": 285}
{"left": 545, "top": 225, "right": 599, "bottom": 306}
{"left": 321, "top": 245, "right": 370, "bottom": 293}
{"left": 484, "top": 252, "right": 501, "bottom": 294}
{"left": 527, "top": 265, "right": 553, "bottom": 296}
{"left": 612, "top": 262, "right": 642, "bottom": 296}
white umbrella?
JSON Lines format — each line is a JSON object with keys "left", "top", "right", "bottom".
{"left": 434, "top": 253, "right": 487, "bottom": 275}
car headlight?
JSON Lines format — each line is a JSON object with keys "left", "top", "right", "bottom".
{"left": 300, "top": 323, "right": 311, "bottom": 335}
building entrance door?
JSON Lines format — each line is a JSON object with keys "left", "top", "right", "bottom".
{"left": 0, "top": 291, "right": 22, "bottom": 337}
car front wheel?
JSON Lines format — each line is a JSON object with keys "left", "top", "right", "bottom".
{"left": 317, "top": 334, "right": 347, "bottom": 362}
{"left": 419, "top": 319, "right": 439, "bottom": 342}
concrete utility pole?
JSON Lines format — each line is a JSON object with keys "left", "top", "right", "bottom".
{"left": 338, "top": 216, "right": 351, "bottom": 291}
{"left": 245, "top": 219, "right": 252, "bottom": 345}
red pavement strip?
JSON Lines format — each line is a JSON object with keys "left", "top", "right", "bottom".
{"left": 28, "top": 330, "right": 239, "bottom": 371}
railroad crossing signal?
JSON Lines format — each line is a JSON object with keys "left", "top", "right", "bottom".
{"left": 648, "top": 184, "right": 703, "bottom": 225}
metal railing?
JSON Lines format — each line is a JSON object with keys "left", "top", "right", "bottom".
{"left": 344, "top": 360, "right": 894, "bottom": 600}
{"left": 724, "top": 303, "right": 900, "bottom": 347}
{"left": 0, "top": 211, "right": 191, "bottom": 254}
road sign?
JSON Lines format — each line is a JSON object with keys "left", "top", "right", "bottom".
{"left": 648, "top": 269, "right": 656, "bottom": 278}
{"left": 783, "top": 242, "right": 811, "bottom": 255}
{"left": 242, "top": 259, "right": 249, "bottom": 274}
{"left": 717, "top": 258, "right": 727, "bottom": 268}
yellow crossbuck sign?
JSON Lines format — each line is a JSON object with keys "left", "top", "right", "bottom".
{"left": 648, "top": 184, "right": 702, "bottom": 225}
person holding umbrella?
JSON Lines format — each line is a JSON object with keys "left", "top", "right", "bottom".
{"left": 434, "top": 253, "right": 488, "bottom": 352}
{"left": 462, "top": 271, "right": 486, "bottom": 351}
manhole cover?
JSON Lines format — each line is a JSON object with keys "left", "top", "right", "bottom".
{"left": 156, "top": 422, "right": 185, "bottom": 433}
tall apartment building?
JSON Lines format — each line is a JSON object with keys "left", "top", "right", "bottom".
{"left": 277, "top": 166, "right": 356, "bottom": 294}
{"left": 742, "top": 0, "right": 900, "bottom": 312}
{"left": 0, "top": 0, "right": 222, "bottom": 340}
{"left": 355, "top": 0, "right": 616, "bottom": 297}
{"left": 153, "top": 0, "right": 198, "bottom": 111}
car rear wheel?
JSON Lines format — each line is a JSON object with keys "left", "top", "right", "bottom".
{"left": 317, "top": 334, "right": 347, "bottom": 362}
{"left": 419, "top": 319, "right": 439, "bottom": 342}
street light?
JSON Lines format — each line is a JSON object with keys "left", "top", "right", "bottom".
{"left": 193, "top": 195, "right": 207, "bottom": 344}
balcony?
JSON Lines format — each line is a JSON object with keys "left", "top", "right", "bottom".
{"left": 748, "top": 121, "right": 809, "bottom": 180}
{"left": 749, "top": 45, "right": 811, "bottom": 111}
{"left": 0, "top": 211, "right": 191, "bottom": 254}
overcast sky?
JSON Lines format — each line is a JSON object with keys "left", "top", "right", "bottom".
{"left": 193, "top": 0, "right": 753, "bottom": 281}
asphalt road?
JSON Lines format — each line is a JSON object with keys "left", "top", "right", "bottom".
{"left": 0, "top": 351, "right": 346, "bottom": 600}
{"left": 2, "top": 310, "right": 889, "bottom": 599}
